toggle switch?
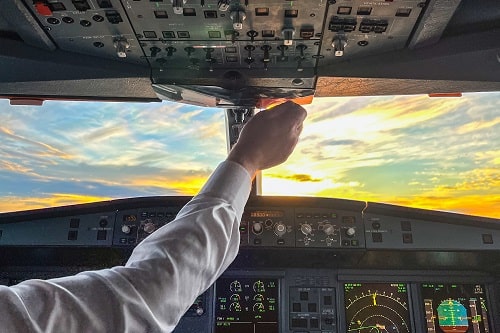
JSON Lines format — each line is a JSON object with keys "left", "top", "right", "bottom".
{"left": 332, "top": 36, "right": 347, "bottom": 57}
{"left": 166, "top": 46, "right": 176, "bottom": 57}
{"left": 184, "top": 46, "right": 195, "bottom": 57}
{"left": 296, "top": 44, "right": 307, "bottom": 58}
{"left": 217, "top": 0, "right": 230, "bottom": 11}
{"left": 282, "top": 28, "right": 295, "bottom": 46}
{"left": 230, "top": 10, "right": 246, "bottom": 30}
{"left": 150, "top": 46, "right": 161, "bottom": 57}
{"left": 277, "top": 44, "right": 288, "bottom": 61}
{"left": 244, "top": 45, "right": 255, "bottom": 68}
{"left": 171, "top": 0, "right": 186, "bottom": 15}
{"left": 261, "top": 45, "right": 271, "bottom": 71}
{"left": 113, "top": 38, "right": 130, "bottom": 58}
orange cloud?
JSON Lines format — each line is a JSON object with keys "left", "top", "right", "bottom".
{"left": 0, "top": 193, "right": 112, "bottom": 213}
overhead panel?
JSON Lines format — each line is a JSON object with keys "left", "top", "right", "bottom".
{"left": 22, "top": 0, "right": 433, "bottom": 98}
{"left": 318, "top": 0, "right": 426, "bottom": 63}
{"left": 127, "top": 0, "right": 328, "bottom": 89}
{"left": 25, "top": 0, "right": 147, "bottom": 65}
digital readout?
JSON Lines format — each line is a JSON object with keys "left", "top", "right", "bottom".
{"left": 250, "top": 211, "right": 284, "bottom": 218}
{"left": 122, "top": 214, "right": 137, "bottom": 222}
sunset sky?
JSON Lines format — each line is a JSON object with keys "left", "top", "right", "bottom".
{"left": 0, "top": 93, "right": 498, "bottom": 218}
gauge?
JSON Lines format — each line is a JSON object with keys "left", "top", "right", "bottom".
{"left": 229, "top": 302, "right": 241, "bottom": 312}
{"left": 230, "top": 280, "right": 242, "bottom": 292}
{"left": 344, "top": 283, "right": 411, "bottom": 333}
{"left": 253, "top": 302, "right": 265, "bottom": 312}
{"left": 253, "top": 280, "right": 265, "bottom": 293}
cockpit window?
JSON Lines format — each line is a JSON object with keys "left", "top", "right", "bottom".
{"left": 260, "top": 93, "right": 499, "bottom": 219}
{"left": 1, "top": 93, "right": 498, "bottom": 218}
{"left": 0, "top": 99, "right": 225, "bottom": 212}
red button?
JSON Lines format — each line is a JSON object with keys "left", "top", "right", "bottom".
{"left": 35, "top": 2, "right": 53, "bottom": 16}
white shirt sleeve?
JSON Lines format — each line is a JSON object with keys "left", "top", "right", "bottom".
{"left": 0, "top": 160, "right": 252, "bottom": 333}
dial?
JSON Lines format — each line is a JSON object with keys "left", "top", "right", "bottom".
{"left": 345, "top": 283, "right": 411, "bottom": 333}
{"left": 253, "top": 302, "right": 265, "bottom": 312}
{"left": 252, "top": 222, "right": 263, "bottom": 235}
{"left": 143, "top": 222, "right": 156, "bottom": 234}
{"left": 253, "top": 280, "right": 265, "bottom": 293}
{"left": 301, "top": 223, "right": 313, "bottom": 235}
{"left": 345, "top": 227, "right": 356, "bottom": 237}
{"left": 230, "top": 280, "right": 242, "bottom": 292}
{"left": 121, "top": 225, "right": 131, "bottom": 234}
{"left": 323, "top": 223, "right": 335, "bottom": 235}
{"left": 274, "top": 222, "right": 286, "bottom": 237}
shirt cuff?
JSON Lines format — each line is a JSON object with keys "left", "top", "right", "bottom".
{"left": 199, "top": 160, "right": 252, "bottom": 217}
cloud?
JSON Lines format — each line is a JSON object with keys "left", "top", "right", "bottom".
{"left": 1, "top": 94, "right": 498, "bottom": 219}
{"left": 456, "top": 118, "right": 500, "bottom": 135}
{"left": 265, "top": 173, "right": 322, "bottom": 182}
{"left": 0, "top": 193, "right": 112, "bottom": 213}
{"left": 0, "top": 126, "right": 73, "bottom": 160}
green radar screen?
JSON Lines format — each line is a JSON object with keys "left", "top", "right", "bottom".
{"left": 421, "top": 284, "right": 491, "bottom": 333}
{"left": 344, "top": 283, "right": 411, "bottom": 333}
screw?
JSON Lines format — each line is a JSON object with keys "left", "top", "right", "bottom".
{"left": 418, "top": 2, "right": 426, "bottom": 7}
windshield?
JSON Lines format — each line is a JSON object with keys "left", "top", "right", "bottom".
{"left": 1, "top": 93, "right": 498, "bottom": 218}
{"left": 0, "top": 99, "right": 226, "bottom": 212}
{"left": 261, "top": 93, "right": 499, "bottom": 218}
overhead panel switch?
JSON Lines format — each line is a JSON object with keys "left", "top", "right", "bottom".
{"left": 113, "top": 38, "right": 130, "bottom": 58}
{"left": 332, "top": 37, "right": 347, "bottom": 57}
{"left": 171, "top": 0, "right": 186, "bottom": 15}
{"left": 218, "top": 0, "right": 230, "bottom": 11}
{"left": 282, "top": 28, "right": 295, "bottom": 46}
{"left": 230, "top": 10, "right": 246, "bottom": 30}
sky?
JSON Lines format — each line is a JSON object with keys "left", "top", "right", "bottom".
{"left": 0, "top": 93, "right": 498, "bottom": 218}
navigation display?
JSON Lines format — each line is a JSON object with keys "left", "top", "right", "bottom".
{"left": 421, "top": 283, "right": 491, "bottom": 333}
{"left": 215, "top": 277, "right": 279, "bottom": 333}
{"left": 344, "top": 282, "right": 412, "bottom": 333}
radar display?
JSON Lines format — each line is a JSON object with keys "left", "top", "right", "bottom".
{"left": 421, "top": 283, "right": 491, "bottom": 333}
{"left": 344, "top": 283, "right": 411, "bottom": 333}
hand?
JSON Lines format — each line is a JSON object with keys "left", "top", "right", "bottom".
{"left": 227, "top": 101, "right": 307, "bottom": 177}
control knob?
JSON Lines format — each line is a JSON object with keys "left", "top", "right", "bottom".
{"left": 300, "top": 223, "right": 313, "bottom": 235}
{"left": 252, "top": 222, "right": 263, "bottom": 235}
{"left": 121, "top": 225, "right": 131, "bottom": 234}
{"left": 143, "top": 222, "right": 156, "bottom": 234}
{"left": 345, "top": 227, "right": 356, "bottom": 238}
{"left": 323, "top": 223, "right": 335, "bottom": 236}
{"left": 274, "top": 222, "right": 286, "bottom": 237}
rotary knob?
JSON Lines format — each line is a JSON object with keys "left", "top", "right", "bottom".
{"left": 121, "top": 225, "right": 131, "bottom": 234}
{"left": 300, "top": 223, "right": 313, "bottom": 235}
{"left": 196, "top": 307, "right": 204, "bottom": 316}
{"left": 252, "top": 222, "right": 263, "bottom": 235}
{"left": 345, "top": 227, "right": 356, "bottom": 238}
{"left": 143, "top": 222, "right": 156, "bottom": 234}
{"left": 323, "top": 223, "right": 335, "bottom": 236}
{"left": 274, "top": 222, "right": 286, "bottom": 237}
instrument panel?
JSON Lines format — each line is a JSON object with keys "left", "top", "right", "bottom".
{"left": 1, "top": 196, "right": 500, "bottom": 332}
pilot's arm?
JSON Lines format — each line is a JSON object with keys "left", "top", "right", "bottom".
{"left": 0, "top": 101, "right": 306, "bottom": 333}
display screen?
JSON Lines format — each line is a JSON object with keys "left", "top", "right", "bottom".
{"left": 344, "top": 282, "right": 412, "bottom": 333}
{"left": 421, "top": 283, "right": 491, "bottom": 333}
{"left": 215, "top": 277, "right": 279, "bottom": 333}
{"left": 249, "top": 211, "right": 284, "bottom": 218}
